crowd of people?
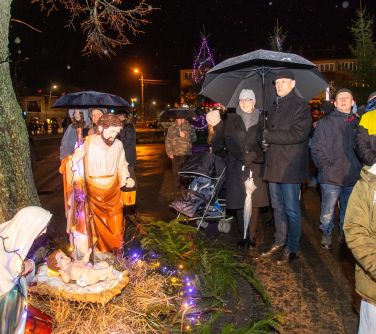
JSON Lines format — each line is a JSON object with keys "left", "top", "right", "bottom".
{"left": 47, "top": 77, "right": 376, "bottom": 333}
{"left": 202, "top": 70, "right": 376, "bottom": 333}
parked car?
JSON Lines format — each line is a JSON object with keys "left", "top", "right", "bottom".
{"left": 147, "top": 120, "right": 164, "bottom": 129}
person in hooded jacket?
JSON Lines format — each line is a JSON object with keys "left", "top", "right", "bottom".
{"left": 211, "top": 89, "right": 269, "bottom": 250}
{"left": 311, "top": 88, "right": 361, "bottom": 249}
{"left": 344, "top": 163, "right": 376, "bottom": 334}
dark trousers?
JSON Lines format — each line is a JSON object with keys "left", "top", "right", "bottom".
{"left": 172, "top": 155, "right": 188, "bottom": 192}
{"left": 236, "top": 207, "right": 260, "bottom": 240}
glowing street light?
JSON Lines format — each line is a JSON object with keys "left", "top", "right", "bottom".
{"left": 149, "top": 100, "right": 157, "bottom": 120}
{"left": 133, "top": 68, "right": 169, "bottom": 121}
{"left": 47, "top": 84, "right": 58, "bottom": 121}
{"left": 133, "top": 68, "right": 144, "bottom": 120}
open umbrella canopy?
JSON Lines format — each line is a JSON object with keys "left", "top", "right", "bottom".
{"left": 159, "top": 108, "right": 200, "bottom": 121}
{"left": 200, "top": 49, "right": 329, "bottom": 109}
{"left": 52, "top": 91, "right": 131, "bottom": 108}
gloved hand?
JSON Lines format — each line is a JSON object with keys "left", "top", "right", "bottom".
{"left": 243, "top": 152, "right": 257, "bottom": 167}
{"left": 261, "top": 129, "right": 270, "bottom": 151}
{"left": 124, "top": 177, "right": 135, "bottom": 188}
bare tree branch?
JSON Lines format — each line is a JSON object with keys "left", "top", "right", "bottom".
{"left": 31, "top": 0, "right": 155, "bottom": 57}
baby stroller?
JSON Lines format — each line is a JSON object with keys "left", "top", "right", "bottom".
{"left": 169, "top": 152, "right": 233, "bottom": 232}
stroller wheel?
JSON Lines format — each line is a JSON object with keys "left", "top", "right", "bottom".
{"left": 218, "top": 219, "right": 231, "bottom": 233}
{"left": 196, "top": 220, "right": 209, "bottom": 229}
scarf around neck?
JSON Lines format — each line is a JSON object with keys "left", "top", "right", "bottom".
{"left": 236, "top": 106, "right": 259, "bottom": 130}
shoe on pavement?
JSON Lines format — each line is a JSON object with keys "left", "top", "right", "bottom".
{"left": 260, "top": 244, "right": 284, "bottom": 257}
{"left": 237, "top": 239, "right": 248, "bottom": 248}
{"left": 277, "top": 249, "right": 300, "bottom": 265}
{"left": 248, "top": 238, "right": 256, "bottom": 250}
{"left": 321, "top": 233, "right": 332, "bottom": 249}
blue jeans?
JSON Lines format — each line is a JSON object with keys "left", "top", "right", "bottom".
{"left": 269, "top": 183, "right": 302, "bottom": 253}
{"left": 319, "top": 184, "right": 353, "bottom": 235}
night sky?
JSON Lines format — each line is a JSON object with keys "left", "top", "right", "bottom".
{"left": 9, "top": 0, "right": 376, "bottom": 106}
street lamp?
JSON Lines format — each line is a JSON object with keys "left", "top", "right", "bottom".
{"left": 133, "top": 68, "right": 144, "bottom": 121}
{"left": 149, "top": 100, "right": 157, "bottom": 120}
{"left": 47, "top": 84, "right": 58, "bottom": 121}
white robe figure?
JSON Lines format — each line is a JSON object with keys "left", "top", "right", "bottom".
{"left": 0, "top": 206, "right": 52, "bottom": 334}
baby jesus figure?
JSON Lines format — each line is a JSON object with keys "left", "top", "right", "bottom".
{"left": 46, "top": 248, "right": 117, "bottom": 287}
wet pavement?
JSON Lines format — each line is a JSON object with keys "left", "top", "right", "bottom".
{"left": 32, "top": 133, "right": 359, "bottom": 333}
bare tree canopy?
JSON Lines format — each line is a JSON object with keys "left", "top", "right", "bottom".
{"left": 31, "top": 0, "right": 155, "bottom": 57}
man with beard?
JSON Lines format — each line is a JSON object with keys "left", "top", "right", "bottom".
{"left": 71, "top": 114, "right": 135, "bottom": 255}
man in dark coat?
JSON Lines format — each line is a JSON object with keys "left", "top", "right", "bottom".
{"left": 261, "top": 70, "right": 312, "bottom": 263}
{"left": 212, "top": 89, "right": 269, "bottom": 250}
{"left": 311, "top": 88, "right": 361, "bottom": 249}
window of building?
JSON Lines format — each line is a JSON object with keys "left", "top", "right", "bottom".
{"left": 184, "top": 72, "right": 193, "bottom": 80}
{"left": 27, "top": 100, "right": 41, "bottom": 112}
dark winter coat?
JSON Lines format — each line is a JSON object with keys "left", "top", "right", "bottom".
{"left": 356, "top": 110, "right": 376, "bottom": 166}
{"left": 263, "top": 90, "right": 312, "bottom": 183}
{"left": 212, "top": 111, "right": 269, "bottom": 210}
{"left": 311, "top": 109, "right": 361, "bottom": 186}
{"left": 118, "top": 123, "right": 137, "bottom": 167}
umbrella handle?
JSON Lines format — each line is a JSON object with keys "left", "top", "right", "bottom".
{"left": 77, "top": 127, "right": 83, "bottom": 146}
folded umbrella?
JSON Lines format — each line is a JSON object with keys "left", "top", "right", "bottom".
{"left": 243, "top": 170, "right": 257, "bottom": 240}
{"left": 201, "top": 49, "right": 329, "bottom": 109}
{"left": 53, "top": 91, "right": 131, "bottom": 108}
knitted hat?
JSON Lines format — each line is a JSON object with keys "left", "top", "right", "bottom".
{"left": 335, "top": 88, "right": 353, "bottom": 99}
{"left": 274, "top": 70, "right": 295, "bottom": 80}
{"left": 239, "top": 89, "right": 256, "bottom": 101}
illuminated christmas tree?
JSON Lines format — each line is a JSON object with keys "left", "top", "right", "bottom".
{"left": 193, "top": 32, "right": 215, "bottom": 83}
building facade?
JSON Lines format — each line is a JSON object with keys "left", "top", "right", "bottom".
{"left": 18, "top": 94, "right": 67, "bottom": 129}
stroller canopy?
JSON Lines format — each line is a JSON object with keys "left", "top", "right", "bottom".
{"left": 179, "top": 152, "right": 225, "bottom": 179}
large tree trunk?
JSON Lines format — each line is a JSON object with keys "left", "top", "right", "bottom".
{"left": 0, "top": 0, "right": 39, "bottom": 222}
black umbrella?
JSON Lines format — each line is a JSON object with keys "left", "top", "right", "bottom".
{"left": 200, "top": 49, "right": 329, "bottom": 109}
{"left": 159, "top": 108, "right": 200, "bottom": 121}
{"left": 52, "top": 90, "right": 131, "bottom": 108}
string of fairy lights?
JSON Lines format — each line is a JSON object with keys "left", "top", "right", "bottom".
{"left": 128, "top": 249, "right": 201, "bottom": 332}
{"left": 193, "top": 34, "right": 215, "bottom": 84}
